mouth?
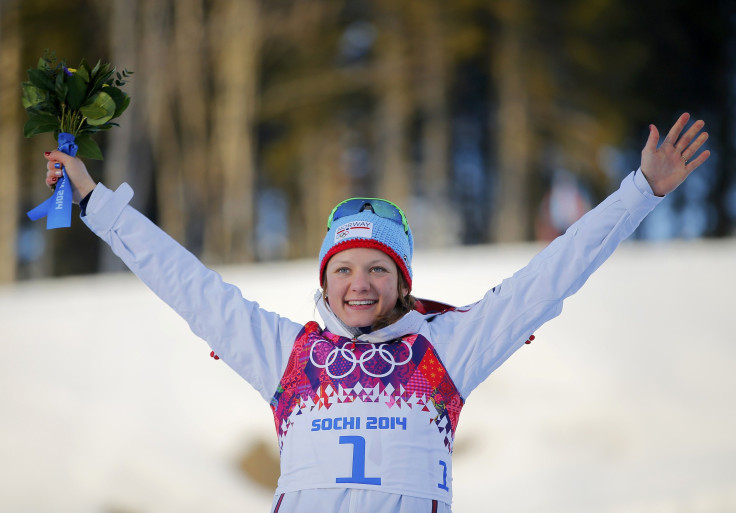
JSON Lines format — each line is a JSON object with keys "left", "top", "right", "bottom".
{"left": 346, "top": 299, "right": 377, "bottom": 306}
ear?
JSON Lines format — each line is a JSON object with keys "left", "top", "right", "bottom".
{"left": 321, "top": 277, "right": 330, "bottom": 304}
{"left": 396, "top": 270, "right": 409, "bottom": 299}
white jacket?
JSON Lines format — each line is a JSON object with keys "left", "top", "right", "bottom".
{"left": 82, "top": 169, "right": 661, "bottom": 512}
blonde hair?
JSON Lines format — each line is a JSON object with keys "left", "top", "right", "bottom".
{"left": 371, "top": 274, "right": 416, "bottom": 330}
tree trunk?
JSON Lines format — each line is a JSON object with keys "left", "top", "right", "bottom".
{"left": 374, "top": 4, "right": 411, "bottom": 204}
{"left": 0, "top": 1, "right": 21, "bottom": 282}
{"left": 172, "top": 0, "right": 212, "bottom": 256}
{"left": 410, "top": 0, "right": 459, "bottom": 248}
{"left": 98, "top": 0, "right": 143, "bottom": 272}
{"left": 210, "top": 0, "right": 260, "bottom": 263}
{"left": 490, "top": 0, "right": 534, "bottom": 242}
{"left": 141, "top": 0, "right": 187, "bottom": 245}
{"left": 297, "top": 119, "right": 348, "bottom": 260}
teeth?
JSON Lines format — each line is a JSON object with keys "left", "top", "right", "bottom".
{"left": 348, "top": 300, "right": 376, "bottom": 306}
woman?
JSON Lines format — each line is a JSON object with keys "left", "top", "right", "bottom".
{"left": 44, "top": 113, "right": 709, "bottom": 512}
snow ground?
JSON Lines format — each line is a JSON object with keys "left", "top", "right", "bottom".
{"left": 1, "top": 239, "right": 735, "bottom": 513}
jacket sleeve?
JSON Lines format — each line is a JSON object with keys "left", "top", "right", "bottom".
{"left": 81, "top": 183, "right": 304, "bottom": 401}
{"left": 429, "top": 170, "right": 663, "bottom": 398}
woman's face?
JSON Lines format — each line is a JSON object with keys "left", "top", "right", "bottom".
{"left": 323, "top": 247, "right": 408, "bottom": 328}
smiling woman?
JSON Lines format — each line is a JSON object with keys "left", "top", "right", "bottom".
{"left": 323, "top": 247, "right": 406, "bottom": 329}
{"left": 39, "top": 112, "right": 711, "bottom": 513}
{"left": 318, "top": 198, "right": 418, "bottom": 332}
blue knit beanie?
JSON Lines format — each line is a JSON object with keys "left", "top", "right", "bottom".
{"left": 319, "top": 206, "right": 414, "bottom": 291}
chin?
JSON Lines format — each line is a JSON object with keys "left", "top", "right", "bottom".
{"left": 343, "top": 314, "right": 377, "bottom": 328}
{"left": 348, "top": 318, "right": 376, "bottom": 328}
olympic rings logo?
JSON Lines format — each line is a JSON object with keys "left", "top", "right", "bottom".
{"left": 309, "top": 339, "right": 413, "bottom": 379}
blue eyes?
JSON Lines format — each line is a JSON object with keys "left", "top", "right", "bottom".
{"left": 335, "top": 266, "right": 388, "bottom": 274}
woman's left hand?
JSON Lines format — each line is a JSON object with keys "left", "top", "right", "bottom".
{"left": 640, "top": 112, "right": 710, "bottom": 197}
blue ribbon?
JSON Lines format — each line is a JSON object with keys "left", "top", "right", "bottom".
{"left": 27, "top": 132, "right": 79, "bottom": 229}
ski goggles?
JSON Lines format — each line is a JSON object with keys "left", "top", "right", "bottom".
{"left": 327, "top": 197, "right": 409, "bottom": 236}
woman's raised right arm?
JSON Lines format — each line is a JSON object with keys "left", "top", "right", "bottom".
{"left": 43, "top": 151, "right": 303, "bottom": 401}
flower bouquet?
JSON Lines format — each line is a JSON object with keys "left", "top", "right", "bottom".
{"left": 23, "top": 51, "right": 132, "bottom": 229}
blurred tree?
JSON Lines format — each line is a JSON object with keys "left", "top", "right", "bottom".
{"left": 171, "top": 0, "right": 212, "bottom": 254}
{"left": 477, "top": 0, "right": 734, "bottom": 241}
{"left": 408, "top": 0, "right": 459, "bottom": 248}
{"left": 138, "top": 0, "right": 183, "bottom": 244}
{"left": 0, "top": 0, "right": 22, "bottom": 283}
{"left": 373, "top": 1, "right": 411, "bottom": 203}
{"left": 103, "top": 0, "right": 259, "bottom": 265}
{"left": 489, "top": 0, "right": 536, "bottom": 242}
{"left": 97, "top": 0, "right": 144, "bottom": 272}
{"left": 5, "top": 0, "right": 735, "bottom": 280}
{"left": 715, "top": 0, "right": 736, "bottom": 237}
{"left": 13, "top": 0, "right": 106, "bottom": 280}
{"left": 211, "top": 0, "right": 260, "bottom": 262}
{"left": 258, "top": 0, "right": 354, "bottom": 259}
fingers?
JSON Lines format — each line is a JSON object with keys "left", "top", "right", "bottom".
{"left": 681, "top": 130, "right": 709, "bottom": 162}
{"left": 41, "top": 149, "right": 97, "bottom": 201}
{"left": 45, "top": 159, "right": 63, "bottom": 189}
{"left": 657, "top": 113, "right": 708, "bottom": 165}
{"left": 643, "top": 124, "right": 660, "bottom": 154}
{"left": 46, "top": 173, "right": 60, "bottom": 189}
{"left": 44, "top": 149, "right": 73, "bottom": 166}
{"left": 675, "top": 118, "right": 706, "bottom": 154}
{"left": 641, "top": 112, "right": 710, "bottom": 196}
{"left": 686, "top": 149, "right": 711, "bottom": 173}
{"left": 46, "top": 159, "right": 63, "bottom": 173}
{"left": 662, "top": 112, "right": 690, "bottom": 146}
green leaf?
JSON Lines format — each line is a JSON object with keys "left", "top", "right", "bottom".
{"left": 89, "top": 61, "right": 110, "bottom": 80}
{"left": 74, "top": 134, "right": 104, "bottom": 160}
{"left": 79, "top": 58, "right": 92, "bottom": 77}
{"left": 75, "top": 64, "right": 90, "bottom": 82}
{"left": 103, "top": 87, "right": 131, "bottom": 117}
{"left": 88, "top": 122, "right": 118, "bottom": 132}
{"left": 55, "top": 69, "right": 68, "bottom": 102}
{"left": 27, "top": 68, "right": 55, "bottom": 92}
{"left": 89, "top": 69, "right": 115, "bottom": 96}
{"left": 23, "top": 112, "right": 59, "bottom": 138}
{"left": 80, "top": 91, "right": 116, "bottom": 125}
{"left": 21, "top": 82, "right": 47, "bottom": 109}
{"left": 90, "top": 59, "right": 101, "bottom": 77}
{"left": 25, "top": 98, "right": 61, "bottom": 118}
{"left": 116, "top": 94, "right": 131, "bottom": 117}
{"left": 66, "top": 73, "right": 88, "bottom": 110}
{"left": 37, "top": 53, "right": 55, "bottom": 71}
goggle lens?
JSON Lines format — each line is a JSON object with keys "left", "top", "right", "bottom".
{"left": 327, "top": 198, "right": 409, "bottom": 235}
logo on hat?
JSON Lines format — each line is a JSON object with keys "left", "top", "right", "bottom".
{"left": 334, "top": 221, "right": 373, "bottom": 242}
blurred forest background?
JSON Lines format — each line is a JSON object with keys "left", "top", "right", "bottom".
{"left": 0, "top": 0, "right": 734, "bottom": 283}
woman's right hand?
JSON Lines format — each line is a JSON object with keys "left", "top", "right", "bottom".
{"left": 44, "top": 150, "right": 97, "bottom": 204}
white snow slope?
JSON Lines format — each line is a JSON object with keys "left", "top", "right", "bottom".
{"left": 1, "top": 239, "right": 735, "bottom": 513}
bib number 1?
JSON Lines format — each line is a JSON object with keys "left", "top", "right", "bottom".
{"left": 335, "top": 436, "right": 382, "bottom": 485}
{"left": 437, "top": 460, "right": 449, "bottom": 491}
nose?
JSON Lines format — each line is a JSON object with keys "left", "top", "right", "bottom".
{"left": 350, "top": 269, "right": 371, "bottom": 292}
